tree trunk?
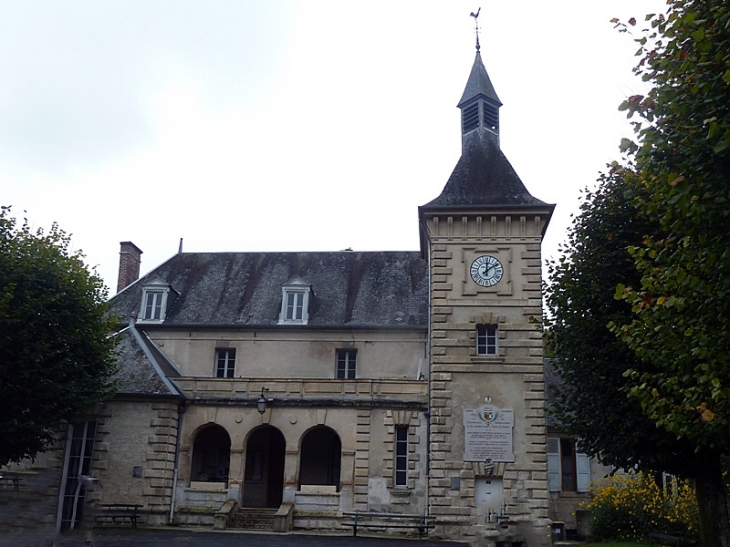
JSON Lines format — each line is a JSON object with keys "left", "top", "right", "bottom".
{"left": 694, "top": 452, "right": 730, "bottom": 547}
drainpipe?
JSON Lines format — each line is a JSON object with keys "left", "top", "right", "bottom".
{"left": 425, "top": 243, "right": 432, "bottom": 516}
{"left": 169, "top": 402, "right": 186, "bottom": 524}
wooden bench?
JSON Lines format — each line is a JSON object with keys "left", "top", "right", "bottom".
{"left": 342, "top": 512, "right": 435, "bottom": 540}
{"left": 648, "top": 532, "right": 695, "bottom": 547}
{"left": 0, "top": 473, "right": 21, "bottom": 490}
{"left": 94, "top": 504, "right": 143, "bottom": 527}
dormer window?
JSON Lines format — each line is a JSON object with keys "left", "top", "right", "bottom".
{"left": 143, "top": 290, "right": 165, "bottom": 320}
{"left": 138, "top": 276, "right": 173, "bottom": 322}
{"left": 285, "top": 291, "right": 305, "bottom": 321}
{"left": 278, "top": 276, "right": 311, "bottom": 325}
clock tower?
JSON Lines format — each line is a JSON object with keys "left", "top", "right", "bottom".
{"left": 419, "top": 44, "right": 554, "bottom": 546}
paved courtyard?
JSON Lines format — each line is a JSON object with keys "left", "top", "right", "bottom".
{"left": 4, "top": 527, "right": 468, "bottom": 547}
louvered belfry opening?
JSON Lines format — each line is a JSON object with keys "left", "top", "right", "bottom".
{"left": 482, "top": 101, "right": 499, "bottom": 132}
{"left": 462, "top": 102, "right": 480, "bottom": 133}
{"left": 461, "top": 98, "right": 500, "bottom": 137}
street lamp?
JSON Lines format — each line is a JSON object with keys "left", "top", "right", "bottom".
{"left": 257, "top": 387, "right": 269, "bottom": 414}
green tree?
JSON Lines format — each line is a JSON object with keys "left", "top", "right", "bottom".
{"left": 546, "top": 167, "right": 702, "bottom": 493}
{"left": 0, "top": 207, "right": 117, "bottom": 465}
{"left": 609, "top": 1, "right": 730, "bottom": 543}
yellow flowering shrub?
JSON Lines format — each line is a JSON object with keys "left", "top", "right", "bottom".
{"left": 585, "top": 472, "right": 698, "bottom": 541}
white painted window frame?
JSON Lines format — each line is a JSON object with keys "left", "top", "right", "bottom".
{"left": 138, "top": 279, "right": 171, "bottom": 322}
{"left": 215, "top": 348, "right": 236, "bottom": 378}
{"left": 278, "top": 277, "right": 311, "bottom": 325}
{"left": 336, "top": 348, "right": 357, "bottom": 379}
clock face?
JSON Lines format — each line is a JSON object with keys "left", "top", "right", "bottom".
{"left": 470, "top": 255, "right": 503, "bottom": 287}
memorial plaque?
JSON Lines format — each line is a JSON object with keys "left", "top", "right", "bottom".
{"left": 463, "top": 406, "right": 515, "bottom": 462}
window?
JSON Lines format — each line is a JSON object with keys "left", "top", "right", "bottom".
{"left": 547, "top": 437, "right": 590, "bottom": 493}
{"left": 138, "top": 276, "right": 173, "bottom": 322}
{"left": 286, "top": 291, "right": 305, "bottom": 321}
{"left": 394, "top": 426, "right": 409, "bottom": 487}
{"left": 143, "top": 290, "right": 164, "bottom": 320}
{"left": 215, "top": 348, "right": 236, "bottom": 378}
{"left": 560, "top": 438, "right": 576, "bottom": 491}
{"left": 336, "top": 349, "right": 357, "bottom": 379}
{"left": 476, "top": 325, "right": 498, "bottom": 355}
{"left": 278, "top": 276, "right": 311, "bottom": 325}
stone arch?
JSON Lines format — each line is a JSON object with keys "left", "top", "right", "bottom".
{"left": 190, "top": 423, "right": 231, "bottom": 484}
{"left": 299, "top": 425, "right": 341, "bottom": 491}
{"left": 241, "top": 425, "right": 286, "bottom": 508}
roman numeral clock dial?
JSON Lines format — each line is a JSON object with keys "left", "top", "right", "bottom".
{"left": 470, "top": 255, "right": 503, "bottom": 287}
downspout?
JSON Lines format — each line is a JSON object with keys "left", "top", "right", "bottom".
{"left": 169, "top": 401, "right": 186, "bottom": 524}
{"left": 425, "top": 242, "right": 432, "bottom": 516}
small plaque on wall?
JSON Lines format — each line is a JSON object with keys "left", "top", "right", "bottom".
{"left": 463, "top": 406, "right": 515, "bottom": 462}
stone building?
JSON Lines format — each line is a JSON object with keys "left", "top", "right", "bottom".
{"left": 1, "top": 45, "right": 559, "bottom": 546}
{"left": 416, "top": 46, "right": 554, "bottom": 545}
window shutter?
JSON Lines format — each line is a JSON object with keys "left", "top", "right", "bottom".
{"left": 547, "top": 438, "right": 561, "bottom": 492}
{"left": 576, "top": 452, "right": 591, "bottom": 493}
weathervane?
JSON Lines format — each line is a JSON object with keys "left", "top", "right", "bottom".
{"left": 470, "top": 7, "right": 481, "bottom": 52}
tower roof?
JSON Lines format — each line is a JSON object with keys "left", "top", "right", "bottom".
{"left": 421, "top": 130, "right": 549, "bottom": 209}
{"left": 420, "top": 44, "right": 552, "bottom": 213}
{"left": 457, "top": 51, "right": 501, "bottom": 108}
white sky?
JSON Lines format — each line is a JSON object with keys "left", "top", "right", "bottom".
{"left": 1, "top": 1, "right": 666, "bottom": 294}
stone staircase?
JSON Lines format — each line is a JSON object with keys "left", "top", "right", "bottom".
{"left": 230, "top": 507, "right": 277, "bottom": 531}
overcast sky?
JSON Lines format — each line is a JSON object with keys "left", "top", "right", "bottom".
{"left": 2, "top": 1, "right": 666, "bottom": 293}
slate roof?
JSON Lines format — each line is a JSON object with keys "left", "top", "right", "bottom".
{"left": 111, "top": 327, "right": 182, "bottom": 397}
{"left": 458, "top": 51, "right": 501, "bottom": 107}
{"left": 110, "top": 251, "right": 429, "bottom": 329}
{"left": 420, "top": 50, "right": 554, "bottom": 213}
{"left": 421, "top": 130, "right": 552, "bottom": 210}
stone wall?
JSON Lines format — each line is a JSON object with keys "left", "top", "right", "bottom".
{"left": 91, "top": 399, "right": 179, "bottom": 526}
{"left": 423, "top": 211, "right": 552, "bottom": 546}
{"left": 0, "top": 432, "right": 66, "bottom": 539}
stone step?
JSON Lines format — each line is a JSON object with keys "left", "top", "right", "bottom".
{"left": 230, "top": 507, "right": 277, "bottom": 531}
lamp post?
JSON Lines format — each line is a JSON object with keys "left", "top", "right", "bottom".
{"left": 257, "top": 387, "right": 269, "bottom": 414}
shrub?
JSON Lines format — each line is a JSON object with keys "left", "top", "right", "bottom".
{"left": 586, "top": 472, "right": 698, "bottom": 541}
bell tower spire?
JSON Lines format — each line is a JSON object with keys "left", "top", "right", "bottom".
{"left": 460, "top": 8, "right": 502, "bottom": 147}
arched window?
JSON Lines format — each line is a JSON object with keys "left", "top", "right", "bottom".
{"left": 299, "top": 426, "right": 341, "bottom": 491}
{"left": 190, "top": 425, "right": 231, "bottom": 484}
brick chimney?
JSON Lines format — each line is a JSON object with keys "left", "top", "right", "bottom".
{"left": 117, "top": 242, "right": 143, "bottom": 293}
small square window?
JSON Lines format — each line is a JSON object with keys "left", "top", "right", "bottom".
{"left": 215, "top": 348, "right": 236, "bottom": 378}
{"left": 394, "top": 426, "right": 408, "bottom": 487}
{"left": 336, "top": 349, "right": 357, "bottom": 379}
{"left": 476, "top": 325, "right": 498, "bottom": 356}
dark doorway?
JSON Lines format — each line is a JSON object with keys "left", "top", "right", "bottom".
{"left": 191, "top": 424, "right": 231, "bottom": 484}
{"left": 299, "top": 426, "right": 341, "bottom": 490}
{"left": 242, "top": 426, "right": 285, "bottom": 508}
